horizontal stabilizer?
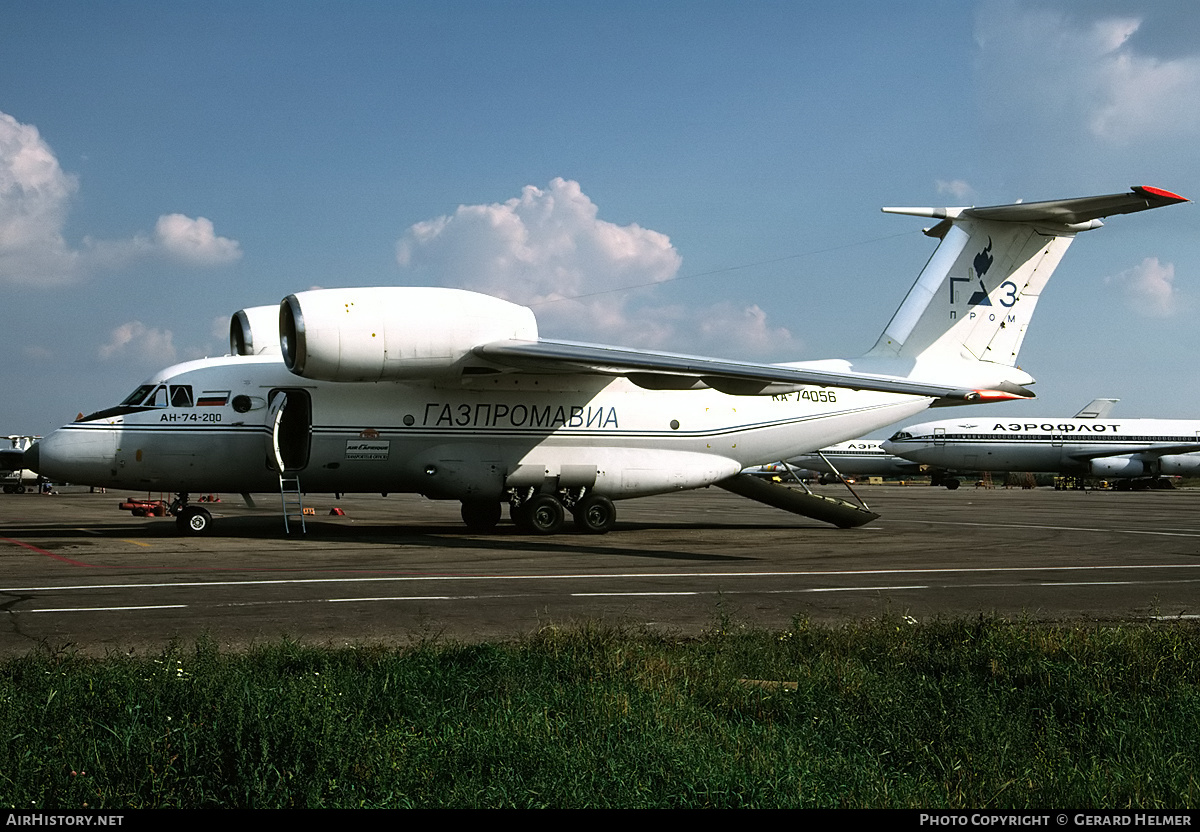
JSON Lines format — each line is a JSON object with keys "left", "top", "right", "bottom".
{"left": 716, "top": 474, "right": 879, "bottom": 528}
{"left": 882, "top": 186, "right": 1188, "bottom": 226}
{"left": 965, "top": 186, "right": 1188, "bottom": 225}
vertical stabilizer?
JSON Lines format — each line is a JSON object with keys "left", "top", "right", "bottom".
{"left": 866, "top": 186, "right": 1187, "bottom": 369}
{"left": 1074, "top": 398, "right": 1119, "bottom": 419}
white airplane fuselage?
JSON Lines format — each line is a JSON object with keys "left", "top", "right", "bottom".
{"left": 783, "top": 440, "right": 923, "bottom": 477}
{"left": 38, "top": 353, "right": 934, "bottom": 500}
{"left": 882, "top": 418, "right": 1200, "bottom": 479}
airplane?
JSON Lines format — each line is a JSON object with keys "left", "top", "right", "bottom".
{"left": 1, "top": 435, "right": 44, "bottom": 494}
{"left": 22, "top": 186, "right": 1186, "bottom": 535}
{"left": 745, "top": 440, "right": 921, "bottom": 483}
{"left": 747, "top": 399, "right": 1119, "bottom": 485}
{"left": 881, "top": 398, "right": 1200, "bottom": 490}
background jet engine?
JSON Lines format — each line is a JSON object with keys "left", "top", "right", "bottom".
{"left": 279, "top": 287, "right": 539, "bottom": 382}
{"left": 1157, "top": 455, "right": 1200, "bottom": 476}
{"left": 1089, "top": 456, "right": 1145, "bottom": 478}
{"left": 230, "top": 305, "right": 282, "bottom": 356}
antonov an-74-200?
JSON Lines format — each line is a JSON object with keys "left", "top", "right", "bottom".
{"left": 24, "top": 186, "right": 1186, "bottom": 535}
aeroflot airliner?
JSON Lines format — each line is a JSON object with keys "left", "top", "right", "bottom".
{"left": 883, "top": 405, "right": 1200, "bottom": 489}
{"left": 746, "top": 441, "right": 921, "bottom": 482}
{"left": 24, "top": 186, "right": 1187, "bottom": 534}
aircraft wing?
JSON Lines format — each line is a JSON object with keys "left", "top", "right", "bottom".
{"left": 473, "top": 339, "right": 1033, "bottom": 402}
{"left": 1066, "top": 444, "right": 1200, "bottom": 462}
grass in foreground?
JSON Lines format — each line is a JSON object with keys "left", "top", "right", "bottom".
{"left": 1, "top": 617, "right": 1198, "bottom": 808}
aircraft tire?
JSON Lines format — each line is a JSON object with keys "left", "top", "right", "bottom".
{"left": 522, "top": 494, "right": 565, "bottom": 535}
{"left": 572, "top": 495, "right": 616, "bottom": 534}
{"left": 2, "top": 485, "right": 12, "bottom": 494}
{"left": 944, "top": 478, "right": 960, "bottom": 490}
{"left": 176, "top": 506, "right": 213, "bottom": 536}
{"left": 461, "top": 499, "right": 502, "bottom": 531}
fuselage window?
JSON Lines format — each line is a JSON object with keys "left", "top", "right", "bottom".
{"left": 170, "top": 385, "right": 194, "bottom": 407}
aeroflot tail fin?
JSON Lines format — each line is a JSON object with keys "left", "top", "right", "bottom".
{"left": 866, "top": 186, "right": 1187, "bottom": 367}
{"left": 1074, "top": 398, "right": 1119, "bottom": 419}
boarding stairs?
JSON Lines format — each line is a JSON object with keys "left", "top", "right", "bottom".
{"left": 279, "top": 474, "right": 307, "bottom": 534}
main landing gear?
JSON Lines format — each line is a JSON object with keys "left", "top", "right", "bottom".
{"left": 461, "top": 489, "right": 617, "bottom": 535}
{"left": 168, "top": 493, "right": 213, "bottom": 536}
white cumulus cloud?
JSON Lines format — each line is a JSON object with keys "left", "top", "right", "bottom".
{"left": 0, "top": 109, "right": 242, "bottom": 286}
{"left": 1106, "top": 256, "right": 1180, "bottom": 318}
{"left": 98, "top": 320, "right": 178, "bottom": 363}
{"left": 397, "top": 177, "right": 680, "bottom": 304}
{"left": 975, "top": 2, "right": 1200, "bottom": 147}
{"left": 155, "top": 214, "right": 242, "bottom": 265}
{"left": 936, "top": 179, "right": 976, "bottom": 202}
{"left": 395, "top": 177, "right": 795, "bottom": 355}
{"left": 0, "top": 111, "right": 82, "bottom": 285}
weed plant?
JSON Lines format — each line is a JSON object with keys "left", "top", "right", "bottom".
{"left": 0, "top": 617, "right": 1197, "bottom": 808}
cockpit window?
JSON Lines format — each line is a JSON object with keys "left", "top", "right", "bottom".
{"left": 80, "top": 384, "right": 171, "bottom": 422}
{"left": 889, "top": 431, "right": 912, "bottom": 441}
{"left": 170, "top": 385, "right": 194, "bottom": 407}
{"left": 118, "top": 384, "right": 174, "bottom": 408}
{"left": 120, "top": 385, "right": 156, "bottom": 407}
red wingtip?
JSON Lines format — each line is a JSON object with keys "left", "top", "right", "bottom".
{"left": 1133, "top": 185, "right": 1188, "bottom": 203}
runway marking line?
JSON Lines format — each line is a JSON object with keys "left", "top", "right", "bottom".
{"left": 327, "top": 596, "right": 453, "bottom": 603}
{"left": 885, "top": 518, "right": 1200, "bottom": 538}
{"left": 15, "top": 576, "right": 1198, "bottom": 615}
{"left": 0, "top": 536, "right": 92, "bottom": 567}
{"left": 573, "top": 591, "right": 700, "bottom": 597}
{"left": 5, "top": 561, "right": 1200, "bottom": 596}
{"left": 27, "top": 604, "right": 188, "bottom": 614}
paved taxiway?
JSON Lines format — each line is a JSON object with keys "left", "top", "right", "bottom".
{"left": 1, "top": 485, "right": 1198, "bottom": 655}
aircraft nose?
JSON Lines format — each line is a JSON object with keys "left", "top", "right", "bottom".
{"left": 36, "top": 426, "right": 118, "bottom": 484}
{"left": 880, "top": 439, "right": 896, "bottom": 454}
{"left": 23, "top": 441, "right": 39, "bottom": 473}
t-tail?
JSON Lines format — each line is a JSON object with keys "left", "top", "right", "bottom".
{"left": 858, "top": 186, "right": 1187, "bottom": 399}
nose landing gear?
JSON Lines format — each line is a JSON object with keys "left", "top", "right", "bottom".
{"left": 169, "top": 493, "right": 213, "bottom": 536}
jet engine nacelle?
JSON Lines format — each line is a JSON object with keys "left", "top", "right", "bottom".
{"left": 1157, "top": 454, "right": 1200, "bottom": 476}
{"left": 230, "top": 305, "right": 283, "bottom": 356}
{"left": 280, "top": 287, "right": 539, "bottom": 382}
{"left": 1089, "top": 456, "right": 1145, "bottom": 478}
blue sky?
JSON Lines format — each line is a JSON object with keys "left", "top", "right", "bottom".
{"left": 3, "top": 0, "right": 1198, "bottom": 438}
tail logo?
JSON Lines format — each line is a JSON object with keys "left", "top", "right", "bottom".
{"left": 966, "top": 238, "right": 994, "bottom": 306}
{"left": 948, "top": 238, "right": 1017, "bottom": 312}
